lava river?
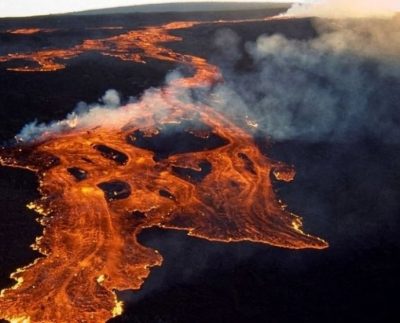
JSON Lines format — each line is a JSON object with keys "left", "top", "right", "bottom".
{"left": 0, "top": 17, "right": 328, "bottom": 323}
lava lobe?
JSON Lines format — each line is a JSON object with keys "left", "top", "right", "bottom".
{"left": 0, "top": 16, "right": 328, "bottom": 323}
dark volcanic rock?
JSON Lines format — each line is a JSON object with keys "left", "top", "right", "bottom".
{"left": 158, "top": 189, "right": 176, "bottom": 201}
{"left": 97, "top": 180, "right": 131, "bottom": 201}
{"left": 126, "top": 120, "right": 228, "bottom": 161}
{"left": 0, "top": 9, "right": 399, "bottom": 323}
{"left": 93, "top": 144, "right": 128, "bottom": 165}
{"left": 67, "top": 167, "right": 88, "bottom": 181}
{"left": 172, "top": 160, "right": 212, "bottom": 183}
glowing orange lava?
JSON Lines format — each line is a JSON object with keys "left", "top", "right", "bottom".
{"left": 5, "top": 28, "right": 57, "bottom": 35}
{"left": 0, "top": 16, "right": 327, "bottom": 323}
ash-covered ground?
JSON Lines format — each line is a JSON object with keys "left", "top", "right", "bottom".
{"left": 0, "top": 6, "right": 399, "bottom": 323}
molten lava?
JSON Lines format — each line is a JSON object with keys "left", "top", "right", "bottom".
{"left": 0, "top": 16, "right": 327, "bottom": 323}
{"left": 5, "top": 28, "right": 57, "bottom": 35}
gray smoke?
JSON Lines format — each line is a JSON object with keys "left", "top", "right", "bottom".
{"left": 16, "top": 86, "right": 175, "bottom": 142}
{"left": 287, "top": 0, "right": 400, "bottom": 19}
{"left": 14, "top": 1, "right": 400, "bottom": 146}
{"left": 207, "top": 15, "right": 400, "bottom": 144}
{"left": 8, "top": 3, "right": 400, "bottom": 309}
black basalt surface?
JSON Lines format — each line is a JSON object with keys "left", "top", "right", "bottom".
{"left": 93, "top": 144, "right": 129, "bottom": 166}
{"left": 98, "top": 180, "right": 131, "bottom": 201}
{"left": 172, "top": 160, "right": 212, "bottom": 183}
{"left": 0, "top": 8, "right": 399, "bottom": 323}
{"left": 67, "top": 167, "right": 88, "bottom": 181}
{"left": 127, "top": 121, "right": 229, "bottom": 161}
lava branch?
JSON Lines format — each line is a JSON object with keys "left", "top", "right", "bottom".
{"left": 0, "top": 15, "right": 327, "bottom": 323}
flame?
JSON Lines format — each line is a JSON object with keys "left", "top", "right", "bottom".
{"left": 0, "top": 15, "right": 327, "bottom": 322}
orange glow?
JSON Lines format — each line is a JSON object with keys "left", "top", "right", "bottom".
{"left": 0, "top": 16, "right": 293, "bottom": 73}
{"left": 6, "top": 28, "right": 57, "bottom": 35}
{"left": 0, "top": 15, "right": 327, "bottom": 323}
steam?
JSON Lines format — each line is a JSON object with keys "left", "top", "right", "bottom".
{"left": 207, "top": 11, "right": 400, "bottom": 143}
{"left": 14, "top": 0, "right": 400, "bottom": 145}
{"left": 17, "top": 87, "right": 174, "bottom": 142}
{"left": 287, "top": 0, "right": 400, "bottom": 19}
{"left": 6, "top": 4, "right": 400, "bottom": 307}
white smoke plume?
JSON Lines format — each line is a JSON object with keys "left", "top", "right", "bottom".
{"left": 205, "top": 2, "right": 400, "bottom": 144}
{"left": 16, "top": 86, "right": 175, "bottom": 142}
{"left": 287, "top": 0, "right": 400, "bottom": 19}
{"left": 13, "top": 0, "right": 400, "bottom": 145}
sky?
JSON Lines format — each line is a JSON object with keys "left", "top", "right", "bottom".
{"left": 0, "top": 0, "right": 298, "bottom": 18}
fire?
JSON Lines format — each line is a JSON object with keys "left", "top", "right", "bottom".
{"left": 0, "top": 16, "right": 327, "bottom": 323}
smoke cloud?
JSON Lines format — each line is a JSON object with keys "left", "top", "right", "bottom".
{"left": 287, "top": 0, "right": 400, "bottom": 19}
{"left": 14, "top": 0, "right": 400, "bottom": 146}
{"left": 16, "top": 86, "right": 177, "bottom": 142}
{"left": 207, "top": 11, "right": 400, "bottom": 144}
{"left": 7, "top": 1, "right": 400, "bottom": 306}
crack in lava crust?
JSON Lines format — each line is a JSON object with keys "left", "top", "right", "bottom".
{"left": 0, "top": 16, "right": 328, "bottom": 323}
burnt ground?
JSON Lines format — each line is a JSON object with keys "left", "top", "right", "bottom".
{"left": 0, "top": 8, "right": 399, "bottom": 323}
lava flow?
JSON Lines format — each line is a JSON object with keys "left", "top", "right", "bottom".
{"left": 0, "top": 17, "right": 328, "bottom": 323}
{"left": 4, "top": 28, "right": 57, "bottom": 35}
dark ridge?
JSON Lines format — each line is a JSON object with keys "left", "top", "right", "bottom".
{"left": 172, "top": 160, "right": 212, "bottom": 183}
{"left": 93, "top": 144, "right": 128, "bottom": 165}
{"left": 67, "top": 167, "right": 88, "bottom": 181}
{"left": 72, "top": 2, "right": 290, "bottom": 16}
{"left": 126, "top": 120, "right": 228, "bottom": 161}
{"left": 97, "top": 180, "right": 131, "bottom": 201}
{"left": 159, "top": 189, "right": 176, "bottom": 201}
{"left": 238, "top": 152, "right": 257, "bottom": 175}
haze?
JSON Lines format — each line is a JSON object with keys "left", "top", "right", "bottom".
{"left": 0, "top": 0, "right": 296, "bottom": 18}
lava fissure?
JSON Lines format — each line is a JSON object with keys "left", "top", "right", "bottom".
{"left": 0, "top": 15, "right": 327, "bottom": 323}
